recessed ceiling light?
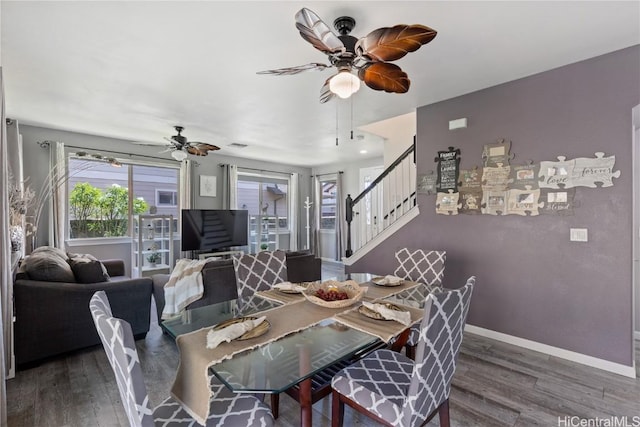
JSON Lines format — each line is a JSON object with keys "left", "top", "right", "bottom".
{"left": 360, "top": 150, "right": 367, "bottom": 154}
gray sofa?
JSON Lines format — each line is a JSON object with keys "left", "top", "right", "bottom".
{"left": 152, "top": 250, "right": 322, "bottom": 321}
{"left": 14, "top": 250, "right": 153, "bottom": 367}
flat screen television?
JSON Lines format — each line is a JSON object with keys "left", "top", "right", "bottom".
{"left": 181, "top": 209, "right": 248, "bottom": 252}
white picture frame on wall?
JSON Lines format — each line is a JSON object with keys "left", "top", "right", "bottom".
{"left": 200, "top": 175, "right": 217, "bottom": 197}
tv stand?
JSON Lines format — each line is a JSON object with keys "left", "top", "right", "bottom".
{"left": 198, "top": 250, "right": 244, "bottom": 260}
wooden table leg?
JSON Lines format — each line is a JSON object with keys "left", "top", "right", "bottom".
{"left": 298, "top": 343, "right": 313, "bottom": 427}
{"left": 390, "top": 328, "right": 410, "bottom": 352}
{"left": 299, "top": 377, "right": 313, "bottom": 427}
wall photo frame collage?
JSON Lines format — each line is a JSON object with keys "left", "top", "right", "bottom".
{"left": 433, "top": 139, "right": 620, "bottom": 216}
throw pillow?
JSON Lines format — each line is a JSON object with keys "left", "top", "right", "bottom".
{"left": 68, "top": 254, "right": 110, "bottom": 283}
{"left": 22, "top": 251, "right": 76, "bottom": 282}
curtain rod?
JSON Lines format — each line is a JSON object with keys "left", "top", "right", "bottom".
{"left": 61, "top": 143, "right": 175, "bottom": 163}
{"left": 312, "top": 171, "right": 343, "bottom": 177}
{"left": 219, "top": 164, "right": 293, "bottom": 176}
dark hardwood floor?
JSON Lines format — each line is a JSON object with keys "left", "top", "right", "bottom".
{"left": 7, "top": 262, "right": 639, "bottom": 426}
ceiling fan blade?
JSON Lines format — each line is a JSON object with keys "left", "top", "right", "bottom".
{"left": 129, "top": 140, "right": 167, "bottom": 146}
{"left": 158, "top": 146, "right": 175, "bottom": 154}
{"left": 295, "top": 8, "right": 345, "bottom": 55}
{"left": 359, "top": 62, "right": 410, "bottom": 93}
{"left": 257, "top": 62, "right": 331, "bottom": 76}
{"left": 163, "top": 136, "right": 182, "bottom": 147}
{"left": 187, "top": 143, "right": 220, "bottom": 156}
{"left": 356, "top": 24, "right": 437, "bottom": 62}
{"left": 319, "top": 77, "right": 336, "bottom": 104}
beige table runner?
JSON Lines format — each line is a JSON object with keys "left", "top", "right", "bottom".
{"left": 255, "top": 289, "right": 305, "bottom": 305}
{"left": 362, "top": 280, "right": 421, "bottom": 301}
{"left": 170, "top": 299, "right": 347, "bottom": 425}
{"left": 332, "top": 303, "right": 424, "bottom": 343}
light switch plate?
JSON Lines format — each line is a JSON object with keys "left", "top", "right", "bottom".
{"left": 570, "top": 228, "right": 588, "bottom": 242}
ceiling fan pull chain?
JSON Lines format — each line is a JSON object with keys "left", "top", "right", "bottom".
{"left": 335, "top": 100, "right": 339, "bottom": 146}
{"left": 350, "top": 93, "right": 354, "bottom": 140}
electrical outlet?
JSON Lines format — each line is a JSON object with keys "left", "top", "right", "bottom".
{"left": 570, "top": 228, "right": 588, "bottom": 242}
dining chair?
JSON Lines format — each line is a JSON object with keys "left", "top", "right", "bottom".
{"left": 393, "top": 248, "right": 446, "bottom": 359}
{"left": 89, "top": 291, "right": 274, "bottom": 427}
{"left": 232, "top": 250, "right": 288, "bottom": 417}
{"left": 331, "top": 277, "right": 475, "bottom": 427}
{"left": 232, "top": 250, "right": 288, "bottom": 309}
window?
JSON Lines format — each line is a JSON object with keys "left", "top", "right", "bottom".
{"left": 67, "top": 157, "right": 179, "bottom": 239}
{"left": 237, "top": 176, "right": 289, "bottom": 230}
{"left": 156, "top": 189, "right": 178, "bottom": 206}
{"left": 320, "top": 179, "right": 337, "bottom": 230}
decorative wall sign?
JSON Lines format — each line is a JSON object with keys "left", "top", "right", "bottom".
{"left": 482, "top": 139, "right": 512, "bottom": 167}
{"left": 538, "top": 156, "right": 575, "bottom": 189}
{"left": 481, "top": 190, "right": 508, "bottom": 215}
{"left": 506, "top": 187, "right": 543, "bottom": 216}
{"left": 457, "top": 167, "right": 482, "bottom": 214}
{"left": 508, "top": 162, "right": 540, "bottom": 190}
{"left": 435, "top": 147, "right": 460, "bottom": 193}
{"left": 417, "top": 172, "right": 437, "bottom": 194}
{"left": 458, "top": 167, "right": 482, "bottom": 190}
{"left": 433, "top": 141, "right": 617, "bottom": 217}
{"left": 436, "top": 190, "right": 461, "bottom": 215}
{"left": 199, "top": 175, "right": 217, "bottom": 197}
{"left": 482, "top": 165, "right": 511, "bottom": 191}
{"left": 539, "top": 188, "right": 578, "bottom": 215}
{"left": 459, "top": 190, "right": 483, "bottom": 214}
{"left": 570, "top": 152, "right": 620, "bottom": 188}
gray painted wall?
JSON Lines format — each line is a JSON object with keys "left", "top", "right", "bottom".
{"left": 347, "top": 46, "right": 640, "bottom": 366}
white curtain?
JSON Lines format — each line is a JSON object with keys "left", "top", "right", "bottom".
{"left": 221, "top": 164, "right": 238, "bottom": 209}
{"left": 49, "top": 141, "right": 66, "bottom": 249}
{"left": 289, "top": 173, "right": 299, "bottom": 250}
{"left": 335, "top": 172, "right": 345, "bottom": 261}
{"left": 0, "top": 67, "right": 11, "bottom": 425}
{"left": 179, "top": 159, "right": 193, "bottom": 210}
{"left": 311, "top": 175, "right": 321, "bottom": 256}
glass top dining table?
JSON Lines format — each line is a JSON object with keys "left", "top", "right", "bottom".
{"left": 161, "top": 272, "right": 424, "bottom": 427}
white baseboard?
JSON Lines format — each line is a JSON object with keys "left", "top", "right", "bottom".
{"left": 465, "top": 324, "right": 637, "bottom": 379}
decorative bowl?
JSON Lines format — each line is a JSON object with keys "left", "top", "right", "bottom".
{"left": 302, "top": 280, "right": 365, "bottom": 308}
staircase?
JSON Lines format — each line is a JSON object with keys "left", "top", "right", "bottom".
{"left": 344, "top": 138, "right": 419, "bottom": 264}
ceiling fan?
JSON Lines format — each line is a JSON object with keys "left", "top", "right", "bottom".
{"left": 257, "top": 8, "right": 437, "bottom": 103}
{"left": 137, "top": 126, "right": 220, "bottom": 161}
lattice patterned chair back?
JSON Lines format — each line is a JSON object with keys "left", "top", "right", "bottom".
{"left": 233, "top": 250, "right": 288, "bottom": 302}
{"left": 393, "top": 248, "right": 446, "bottom": 288}
{"left": 402, "top": 277, "right": 475, "bottom": 426}
{"left": 89, "top": 291, "right": 154, "bottom": 427}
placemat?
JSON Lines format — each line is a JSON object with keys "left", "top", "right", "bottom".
{"left": 255, "top": 288, "right": 306, "bottom": 305}
{"left": 362, "top": 280, "right": 421, "bottom": 301}
{"left": 170, "top": 299, "right": 342, "bottom": 425}
{"left": 332, "top": 302, "right": 424, "bottom": 343}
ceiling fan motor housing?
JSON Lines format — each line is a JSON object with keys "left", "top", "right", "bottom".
{"left": 333, "top": 16, "right": 356, "bottom": 35}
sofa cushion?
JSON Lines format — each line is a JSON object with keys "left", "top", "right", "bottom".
{"left": 22, "top": 251, "right": 76, "bottom": 283}
{"left": 32, "top": 246, "right": 69, "bottom": 261}
{"left": 68, "top": 254, "right": 110, "bottom": 283}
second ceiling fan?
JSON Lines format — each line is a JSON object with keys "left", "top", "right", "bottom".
{"left": 258, "top": 8, "right": 437, "bottom": 103}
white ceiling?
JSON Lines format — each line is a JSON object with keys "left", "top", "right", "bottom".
{"left": 2, "top": 1, "right": 638, "bottom": 167}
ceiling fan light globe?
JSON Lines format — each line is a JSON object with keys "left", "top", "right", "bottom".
{"left": 171, "top": 150, "right": 188, "bottom": 161}
{"left": 329, "top": 71, "right": 360, "bottom": 99}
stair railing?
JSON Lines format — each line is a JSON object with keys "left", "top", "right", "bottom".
{"left": 345, "top": 137, "right": 416, "bottom": 257}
